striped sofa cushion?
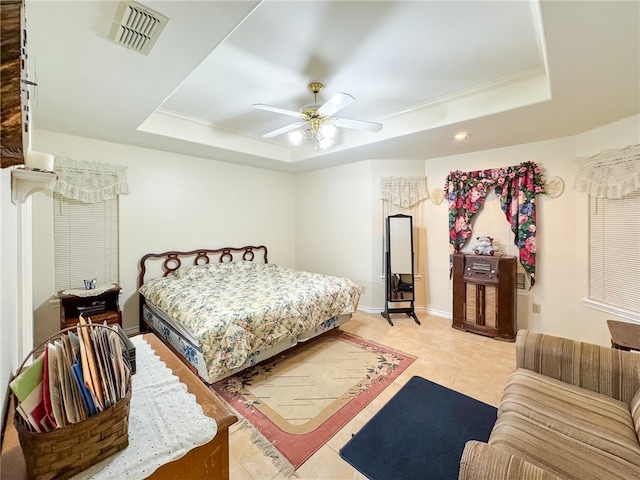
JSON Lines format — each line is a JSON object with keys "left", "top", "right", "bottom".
{"left": 490, "top": 413, "right": 640, "bottom": 480}
{"left": 490, "top": 369, "right": 640, "bottom": 480}
{"left": 516, "top": 330, "right": 640, "bottom": 405}
{"left": 632, "top": 388, "right": 640, "bottom": 438}
{"left": 459, "top": 441, "right": 564, "bottom": 480}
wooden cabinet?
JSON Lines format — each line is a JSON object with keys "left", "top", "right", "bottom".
{"left": 452, "top": 253, "right": 517, "bottom": 341}
{"left": 59, "top": 285, "right": 122, "bottom": 329}
{"left": 144, "top": 334, "right": 237, "bottom": 480}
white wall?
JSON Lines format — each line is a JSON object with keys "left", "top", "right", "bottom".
{"left": 30, "top": 130, "right": 297, "bottom": 344}
{"left": 295, "top": 161, "right": 373, "bottom": 305}
{"left": 1, "top": 167, "right": 19, "bottom": 429}
{"left": 370, "top": 160, "right": 427, "bottom": 311}
{"left": 13, "top": 113, "right": 640, "bottom": 366}
{"left": 295, "top": 115, "right": 639, "bottom": 345}
{"left": 571, "top": 116, "right": 640, "bottom": 340}
{"left": 422, "top": 115, "right": 639, "bottom": 346}
{"left": 423, "top": 137, "right": 580, "bottom": 334}
{"left": 294, "top": 159, "right": 426, "bottom": 311}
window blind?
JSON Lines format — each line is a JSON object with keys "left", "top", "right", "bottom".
{"left": 53, "top": 193, "right": 119, "bottom": 292}
{"left": 589, "top": 191, "right": 640, "bottom": 316}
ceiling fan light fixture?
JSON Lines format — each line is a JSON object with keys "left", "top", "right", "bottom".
{"left": 320, "top": 123, "right": 337, "bottom": 138}
{"left": 288, "top": 130, "right": 304, "bottom": 145}
{"left": 255, "top": 81, "right": 382, "bottom": 149}
{"left": 288, "top": 123, "right": 336, "bottom": 149}
{"left": 316, "top": 122, "right": 337, "bottom": 149}
{"left": 318, "top": 136, "right": 335, "bottom": 150}
{"left": 303, "top": 128, "right": 315, "bottom": 140}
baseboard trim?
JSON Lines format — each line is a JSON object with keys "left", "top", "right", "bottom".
{"left": 425, "top": 307, "right": 452, "bottom": 320}
{"left": 357, "top": 305, "right": 452, "bottom": 320}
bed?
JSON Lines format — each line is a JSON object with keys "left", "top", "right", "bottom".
{"left": 137, "top": 245, "right": 362, "bottom": 384}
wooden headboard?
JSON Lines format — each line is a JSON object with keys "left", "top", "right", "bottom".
{"left": 137, "top": 245, "right": 268, "bottom": 332}
{"left": 138, "top": 245, "right": 268, "bottom": 287}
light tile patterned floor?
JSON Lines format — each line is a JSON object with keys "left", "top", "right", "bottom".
{"left": 227, "top": 311, "right": 517, "bottom": 480}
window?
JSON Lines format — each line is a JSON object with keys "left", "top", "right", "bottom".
{"left": 574, "top": 144, "right": 640, "bottom": 321}
{"left": 466, "top": 189, "right": 520, "bottom": 257}
{"left": 50, "top": 157, "right": 127, "bottom": 292}
{"left": 53, "top": 193, "right": 119, "bottom": 292}
{"left": 588, "top": 191, "right": 640, "bottom": 320}
{"left": 466, "top": 190, "right": 528, "bottom": 288}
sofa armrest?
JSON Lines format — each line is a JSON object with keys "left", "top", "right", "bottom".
{"left": 516, "top": 329, "right": 640, "bottom": 404}
{"left": 458, "top": 441, "right": 564, "bottom": 480}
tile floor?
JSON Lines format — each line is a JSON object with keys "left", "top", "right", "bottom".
{"left": 227, "top": 311, "right": 517, "bottom": 480}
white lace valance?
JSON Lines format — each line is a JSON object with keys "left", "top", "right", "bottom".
{"left": 52, "top": 157, "right": 129, "bottom": 203}
{"left": 574, "top": 144, "right": 640, "bottom": 199}
{"left": 379, "top": 176, "right": 429, "bottom": 208}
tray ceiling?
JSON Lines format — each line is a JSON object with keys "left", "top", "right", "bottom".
{"left": 25, "top": 1, "right": 639, "bottom": 172}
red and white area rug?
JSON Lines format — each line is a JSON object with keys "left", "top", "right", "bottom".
{"left": 211, "top": 330, "right": 416, "bottom": 472}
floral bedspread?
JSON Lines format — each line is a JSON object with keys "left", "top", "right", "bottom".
{"left": 138, "top": 262, "right": 362, "bottom": 381}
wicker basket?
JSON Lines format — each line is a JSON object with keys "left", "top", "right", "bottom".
{"left": 11, "top": 324, "right": 132, "bottom": 480}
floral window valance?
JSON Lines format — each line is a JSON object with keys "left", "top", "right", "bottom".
{"left": 444, "top": 161, "right": 545, "bottom": 288}
{"left": 52, "top": 157, "right": 129, "bottom": 203}
{"left": 573, "top": 144, "right": 640, "bottom": 199}
{"left": 379, "top": 176, "right": 429, "bottom": 207}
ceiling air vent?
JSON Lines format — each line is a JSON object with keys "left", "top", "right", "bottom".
{"left": 108, "top": 1, "right": 169, "bottom": 55}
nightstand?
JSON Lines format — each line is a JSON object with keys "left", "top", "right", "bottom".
{"left": 58, "top": 284, "right": 122, "bottom": 329}
{"left": 607, "top": 319, "right": 640, "bottom": 352}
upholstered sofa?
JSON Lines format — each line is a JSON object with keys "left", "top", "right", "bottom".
{"left": 459, "top": 329, "right": 640, "bottom": 480}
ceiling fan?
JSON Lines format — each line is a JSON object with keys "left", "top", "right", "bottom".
{"left": 252, "top": 82, "right": 383, "bottom": 149}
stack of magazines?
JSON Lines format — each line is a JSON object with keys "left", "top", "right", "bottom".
{"left": 9, "top": 316, "right": 131, "bottom": 433}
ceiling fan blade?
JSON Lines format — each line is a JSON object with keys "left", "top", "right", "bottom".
{"left": 262, "top": 121, "right": 307, "bottom": 138}
{"left": 334, "top": 117, "right": 383, "bottom": 132}
{"left": 317, "top": 92, "right": 355, "bottom": 117}
{"left": 252, "top": 103, "right": 305, "bottom": 119}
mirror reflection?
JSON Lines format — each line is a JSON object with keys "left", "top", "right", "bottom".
{"left": 391, "top": 273, "right": 413, "bottom": 300}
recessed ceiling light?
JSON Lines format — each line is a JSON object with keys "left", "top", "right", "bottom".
{"left": 454, "top": 132, "right": 471, "bottom": 140}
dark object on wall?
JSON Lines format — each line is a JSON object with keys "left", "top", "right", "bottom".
{"left": 381, "top": 214, "right": 420, "bottom": 326}
{"left": 452, "top": 253, "right": 517, "bottom": 341}
{"left": 1, "top": 0, "right": 25, "bottom": 168}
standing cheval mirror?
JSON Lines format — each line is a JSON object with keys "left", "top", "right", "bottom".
{"left": 381, "top": 214, "right": 420, "bottom": 326}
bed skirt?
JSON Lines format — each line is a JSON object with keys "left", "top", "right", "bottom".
{"left": 142, "top": 303, "right": 352, "bottom": 384}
